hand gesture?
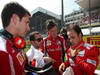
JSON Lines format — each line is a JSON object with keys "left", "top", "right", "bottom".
{"left": 59, "top": 63, "right": 65, "bottom": 73}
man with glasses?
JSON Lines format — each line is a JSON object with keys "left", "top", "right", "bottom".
{"left": 26, "top": 31, "right": 45, "bottom": 68}
{"left": 26, "top": 31, "right": 53, "bottom": 68}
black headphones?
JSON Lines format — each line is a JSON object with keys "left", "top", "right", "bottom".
{"left": 1, "top": 30, "right": 26, "bottom": 49}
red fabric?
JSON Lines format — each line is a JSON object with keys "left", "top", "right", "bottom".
{"left": 0, "top": 39, "right": 26, "bottom": 75}
{"left": 64, "top": 41, "right": 99, "bottom": 75}
{"left": 31, "top": 59, "right": 36, "bottom": 67}
{"left": 40, "top": 35, "right": 66, "bottom": 75}
{"left": 0, "top": 51, "right": 11, "bottom": 75}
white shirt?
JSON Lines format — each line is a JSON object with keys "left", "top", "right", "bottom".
{"left": 26, "top": 45, "right": 45, "bottom": 68}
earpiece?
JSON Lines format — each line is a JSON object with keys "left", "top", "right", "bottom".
{"left": 13, "top": 37, "right": 26, "bottom": 49}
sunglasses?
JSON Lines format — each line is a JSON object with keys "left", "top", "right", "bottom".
{"left": 35, "top": 38, "right": 43, "bottom": 42}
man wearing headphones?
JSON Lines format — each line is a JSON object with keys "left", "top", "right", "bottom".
{"left": 0, "top": 2, "right": 30, "bottom": 75}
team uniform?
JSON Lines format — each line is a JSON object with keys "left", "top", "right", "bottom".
{"left": 40, "top": 35, "right": 66, "bottom": 75}
{"left": 0, "top": 36, "right": 26, "bottom": 75}
{"left": 64, "top": 41, "right": 99, "bottom": 75}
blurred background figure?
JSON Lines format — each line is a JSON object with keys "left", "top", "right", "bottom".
{"left": 59, "top": 27, "right": 70, "bottom": 49}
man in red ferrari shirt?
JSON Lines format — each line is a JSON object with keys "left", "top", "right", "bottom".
{"left": 59, "top": 24, "right": 99, "bottom": 75}
{"left": 40, "top": 20, "right": 66, "bottom": 75}
{"left": 0, "top": 2, "right": 30, "bottom": 75}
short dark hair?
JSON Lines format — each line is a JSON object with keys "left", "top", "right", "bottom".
{"left": 1, "top": 2, "right": 31, "bottom": 28}
{"left": 29, "top": 31, "right": 39, "bottom": 41}
{"left": 46, "top": 20, "right": 57, "bottom": 31}
{"left": 60, "top": 27, "right": 67, "bottom": 35}
{"left": 60, "top": 27, "right": 68, "bottom": 40}
{"left": 67, "top": 24, "right": 83, "bottom": 36}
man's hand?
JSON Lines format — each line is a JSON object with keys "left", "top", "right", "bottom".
{"left": 59, "top": 63, "right": 65, "bottom": 73}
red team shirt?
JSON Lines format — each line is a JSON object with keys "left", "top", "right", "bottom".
{"left": 0, "top": 37, "right": 26, "bottom": 75}
{"left": 64, "top": 41, "right": 99, "bottom": 75}
{"left": 40, "top": 35, "right": 66, "bottom": 75}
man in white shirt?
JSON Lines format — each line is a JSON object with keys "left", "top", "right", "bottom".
{"left": 26, "top": 31, "right": 53, "bottom": 68}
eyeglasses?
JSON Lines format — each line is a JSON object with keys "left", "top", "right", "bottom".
{"left": 35, "top": 38, "right": 43, "bottom": 42}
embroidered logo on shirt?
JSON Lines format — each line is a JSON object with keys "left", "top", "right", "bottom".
{"left": 47, "top": 40, "right": 51, "bottom": 46}
{"left": 57, "top": 40, "right": 61, "bottom": 45}
{"left": 77, "top": 50, "right": 85, "bottom": 57}
{"left": 84, "top": 43, "right": 93, "bottom": 50}
{"left": 86, "top": 59, "right": 96, "bottom": 66}
{"left": 16, "top": 53, "right": 25, "bottom": 65}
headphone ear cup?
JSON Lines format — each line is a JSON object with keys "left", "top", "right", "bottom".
{"left": 13, "top": 37, "right": 26, "bottom": 49}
